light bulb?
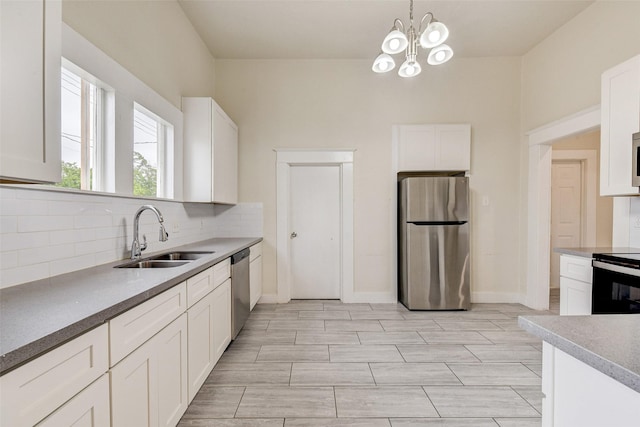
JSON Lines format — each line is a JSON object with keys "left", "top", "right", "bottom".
{"left": 405, "top": 65, "right": 416, "bottom": 75}
{"left": 428, "top": 30, "right": 441, "bottom": 43}
{"left": 389, "top": 39, "right": 400, "bottom": 51}
{"left": 398, "top": 60, "right": 422, "bottom": 78}
{"left": 435, "top": 51, "right": 446, "bottom": 62}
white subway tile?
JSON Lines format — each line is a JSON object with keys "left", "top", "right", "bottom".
{"left": 18, "top": 215, "right": 75, "bottom": 232}
{"left": 0, "top": 251, "right": 18, "bottom": 269}
{"left": 50, "top": 228, "right": 96, "bottom": 245}
{"left": 0, "top": 216, "right": 17, "bottom": 233}
{"left": 50, "top": 253, "right": 96, "bottom": 277}
{"left": 0, "top": 232, "right": 50, "bottom": 251}
{"left": 0, "top": 263, "right": 49, "bottom": 289}
{"left": 19, "top": 243, "right": 75, "bottom": 266}
{"left": 74, "top": 215, "right": 112, "bottom": 229}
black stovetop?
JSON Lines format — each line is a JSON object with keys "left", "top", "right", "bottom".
{"left": 594, "top": 253, "right": 640, "bottom": 268}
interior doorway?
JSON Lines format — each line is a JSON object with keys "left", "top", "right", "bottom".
{"left": 275, "top": 149, "right": 355, "bottom": 303}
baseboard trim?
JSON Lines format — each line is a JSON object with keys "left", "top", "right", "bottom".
{"left": 257, "top": 292, "right": 397, "bottom": 304}
{"left": 472, "top": 292, "right": 525, "bottom": 304}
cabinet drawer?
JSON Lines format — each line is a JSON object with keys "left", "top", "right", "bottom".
{"left": 0, "top": 324, "right": 108, "bottom": 427}
{"left": 559, "top": 255, "right": 593, "bottom": 283}
{"left": 213, "top": 258, "right": 231, "bottom": 289}
{"left": 109, "top": 282, "right": 187, "bottom": 366}
{"left": 560, "top": 277, "right": 593, "bottom": 316}
{"left": 37, "top": 374, "right": 110, "bottom": 427}
{"left": 187, "top": 267, "right": 214, "bottom": 308}
{"left": 249, "top": 242, "right": 262, "bottom": 262}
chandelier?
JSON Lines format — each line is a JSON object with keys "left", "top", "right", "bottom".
{"left": 372, "top": 0, "right": 453, "bottom": 78}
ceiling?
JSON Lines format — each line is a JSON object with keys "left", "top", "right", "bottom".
{"left": 177, "top": 0, "right": 595, "bottom": 60}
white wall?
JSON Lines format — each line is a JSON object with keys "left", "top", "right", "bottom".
{"left": 215, "top": 57, "right": 523, "bottom": 301}
{"left": 62, "top": 0, "right": 215, "bottom": 109}
{"left": 519, "top": 1, "right": 640, "bottom": 294}
{"left": 0, "top": 186, "right": 262, "bottom": 289}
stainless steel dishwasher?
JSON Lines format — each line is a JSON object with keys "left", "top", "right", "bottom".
{"left": 230, "top": 248, "right": 251, "bottom": 339}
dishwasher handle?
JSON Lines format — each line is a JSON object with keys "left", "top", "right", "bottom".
{"left": 231, "top": 248, "right": 250, "bottom": 264}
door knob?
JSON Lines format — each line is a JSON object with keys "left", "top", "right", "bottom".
{"left": 290, "top": 232, "right": 297, "bottom": 239}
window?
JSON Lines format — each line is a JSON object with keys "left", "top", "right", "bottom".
{"left": 133, "top": 104, "right": 174, "bottom": 198}
{"left": 59, "top": 65, "right": 106, "bottom": 191}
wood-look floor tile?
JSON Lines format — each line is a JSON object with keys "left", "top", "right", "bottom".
{"left": 179, "top": 419, "right": 284, "bottom": 427}
{"left": 324, "top": 303, "right": 372, "bottom": 311}
{"left": 512, "top": 386, "right": 543, "bottom": 413}
{"left": 357, "top": 331, "right": 426, "bottom": 344}
{"left": 390, "top": 418, "right": 500, "bottom": 426}
{"left": 397, "top": 345, "right": 479, "bottom": 363}
{"left": 447, "top": 363, "right": 541, "bottom": 386}
{"left": 257, "top": 345, "right": 329, "bottom": 362}
{"left": 434, "top": 320, "right": 502, "bottom": 331}
{"left": 275, "top": 302, "right": 324, "bottom": 311}
{"left": 523, "top": 363, "right": 542, "bottom": 377}
{"left": 464, "top": 344, "right": 541, "bottom": 363}
{"left": 243, "top": 320, "right": 269, "bottom": 330}
{"left": 233, "top": 330, "right": 296, "bottom": 345}
{"left": 290, "top": 362, "right": 375, "bottom": 385}
{"left": 298, "top": 311, "right": 351, "bottom": 320}
{"left": 218, "top": 344, "right": 261, "bottom": 363}
{"left": 490, "top": 319, "right": 522, "bottom": 330}
{"left": 236, "top": 387, "right": 336, "bottom": 418}
{"left": 478, "top": 331, "right": 542, "bottom": 344}
{"left": 249, "top": 311, "right": 299, "bottom": 320}
{"left": 325, "top": 320, "right": 383, "bottom": 332}
{"left": 370, "top": 362, "right": 461, "bottom": 385}
{"left": 349, "top": 311, "right": 406, "bottom": 320}
{"left": 182, "top": 386, "right": 245, "bottom": 419}
{"left": 207, "top": 363, "right": 291, "bottom": 386}
{"left": 335, "top": 386, "right": 438, "bottom": 418}
{"left": 296, "top": 331, "right": 360, "bottom": 345}
{"left": 418, "top": 331, "right": 492, "bottom": 345}
{"left": 329, "top": 344, "right": 404, "bottom": 362}
{"left": 423, "top": 386, "right": 540, "bottom": 417}
{"left": 369, "top": 303, "right": 409, "bottom": 312}
{"left": 286, "top": 419, "right": 391, "bottom": 426}
{"left": 380, "top": 320, "right": 442, "bottom": 332}
{"left": 494, "top": 418, "right": 542, "bottom": 427}
{"left": 267, "top": 320, "right": 325, "bottom": 330}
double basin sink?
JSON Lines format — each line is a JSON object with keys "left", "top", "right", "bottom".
{"left": 116, "top": 251, "right": 214, "bottom": 269}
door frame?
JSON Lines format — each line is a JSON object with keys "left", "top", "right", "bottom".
{"left": 275, "top": 149, "right": 354, "bottom": 303}
{"left": 526, "top": 105, "right": 605, "bottom": 310}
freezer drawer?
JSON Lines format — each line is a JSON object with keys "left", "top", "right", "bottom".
{"left": 400, "top": 223, "right": 470, "bottom": 310}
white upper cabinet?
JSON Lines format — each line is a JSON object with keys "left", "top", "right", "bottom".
{"left": 600, "top": 54, "right": 640, "bottom": 196}
{"left": 183, "top": 97, "right": 238, "bottom": 204}
{"left": 395, "top": 124, "right": 471, "bottom": 172}
{"left": 0, "top": 0, "right": 61, "bottom": 183}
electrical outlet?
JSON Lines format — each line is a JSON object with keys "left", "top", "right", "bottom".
{"left": 482, "top": 196, "right": 490, "bottom": 207}
{"left": 172, "top": 223, "right": 180, "bottom": 234}
{"left": 634, "top": 217, "right": 640, "bottom": 228}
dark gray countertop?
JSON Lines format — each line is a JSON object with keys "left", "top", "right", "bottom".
{"left": 553, "top": 247, "right": 640, "bottom": 258}
{"left": 0, "top": 237, "right": 261, "bottom": 375}
{"left": 519, "top": 314, "right": 640, "bottom": 393}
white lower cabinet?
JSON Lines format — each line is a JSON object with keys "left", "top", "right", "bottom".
{"left": 559, "top": 255, "right": 593, "bottom": 315}
{"left": 37, "top": 374, "right": 110, "bottom": 427}
{"left": 111, "top": 313, "right": 188, "bottom": 427}
{"left": 187, "top": 290, "right": 216, "bottom": 402}
{"left": 542, "top": 342, "right": 640, "bottom": 427}
{"left": 0, "top": 324, "right": 109, "bottom": 427}
{"left": 249, "top": 242, "right": 263, "bottom": 310}
{"left": 212, "top": 279, "right": 232, "bottom": 362}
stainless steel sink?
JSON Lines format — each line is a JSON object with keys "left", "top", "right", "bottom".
{"left": 115, "top": 251, "right": 214, "bottom": 268}
{"left": 150, "top": 251, "right": 214, "bottom": 261}
{"left": 116, "top": 260, "right": 192, "bottom": 269}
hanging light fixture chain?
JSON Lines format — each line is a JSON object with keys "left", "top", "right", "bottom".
{"left": 409, "top": 0, "right": 414, "bottom": 25}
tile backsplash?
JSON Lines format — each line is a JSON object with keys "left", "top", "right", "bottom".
{"left": 0, "top": 186, "right": 262, "bottom": 289}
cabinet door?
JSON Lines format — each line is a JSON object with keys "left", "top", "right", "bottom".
{"left": 37, "top": 374, "right": 110, "bottom": 427}
{"left": 560, "top": 277, "right": 592, "bottom": 316}
{"left": 397, "top": 125, "right": 437, "bottom": 171}
{"left": 157, "top": 314, "right": 188, "bottom": 427}
{"left": 212, "top": 104, "right": 238, "bottom": 204}
{"left": 436, "top": 125, "right": 471, "bottom": 171}
{"left": 600, "top": 54, "right": 640, "bottom": 196}
{"left": 250, "top": 255, "right": 262, "bottom": 310}
{"left": 0, "top": 0, "right": 61, "bottom": 183}
{"left": 0, "top": 324, "right": 108, "bottom": 427}
{"left": 187, "top": 291, "right": 215, "bottom": 402}
{"left": 110, "top": 337, "right": 157, "bottom": 427}
{"left": 212, "top": 279, "right": 232, "bottom": 363}
{"left": 111, "top": 314, "right": 188, "bottom": 427}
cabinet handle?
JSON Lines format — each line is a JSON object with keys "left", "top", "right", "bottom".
{"left": 290, "top": 232, "right": 297, "bottom": 239}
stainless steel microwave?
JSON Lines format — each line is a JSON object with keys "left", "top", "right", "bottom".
{"left": 633, "top": 132, "right": 640, "bottom": 187}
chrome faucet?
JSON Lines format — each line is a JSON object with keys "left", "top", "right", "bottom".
{"left": 130, "top": 205, "right": 169, "bottom": 260}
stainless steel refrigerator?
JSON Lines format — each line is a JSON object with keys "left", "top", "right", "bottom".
{"left": 398, "top": 175, "right": 470, "bottom": 310}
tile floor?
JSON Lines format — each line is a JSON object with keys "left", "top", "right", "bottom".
{"left": 179, "top": 300, "right": 557, "bottom": 427}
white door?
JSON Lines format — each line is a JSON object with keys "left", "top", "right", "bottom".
{"left": 550, "top": 160, "right": 583, "bottom": 288}
{"left": 289, "top": 165, "right": 341, "bottom": 299}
